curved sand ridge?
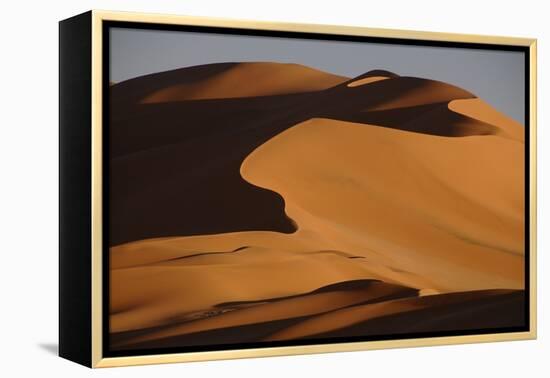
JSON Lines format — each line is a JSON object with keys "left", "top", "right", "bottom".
{"left": 140, "top": 62, "right": 349, "bottom": 103}
{"left": 347, "top": 76, "right": 389, "bottom": 87}
{"left": 265, "top": 289, "right": 524, "bottom": 341}
{"left": 449, "top": 98, "right": 525, "bottom": 141}
{"left": 109, "top": 64, "right": 525, "bottom": 350}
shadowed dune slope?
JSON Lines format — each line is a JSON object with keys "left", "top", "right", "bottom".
{"left": 108, "top": 65, "right": 522, "bottom": 245}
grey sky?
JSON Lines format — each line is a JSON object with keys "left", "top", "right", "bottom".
{"left": 110, "top": 27, "right": 525, "bottom": 124}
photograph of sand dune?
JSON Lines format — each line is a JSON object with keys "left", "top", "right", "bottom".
{"left": 106, "top": 25, "right": 528, "bottom": 355}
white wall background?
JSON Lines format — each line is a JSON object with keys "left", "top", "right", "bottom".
{"left": 0, "top": 0, "right": 546, "bottom": 376}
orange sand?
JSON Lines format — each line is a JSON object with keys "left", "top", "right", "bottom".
{"left": 141, "top": 62, "right": 348, "bottom": 103}
{"left": 109, "top": 64, "right": 525, "bottom": 350}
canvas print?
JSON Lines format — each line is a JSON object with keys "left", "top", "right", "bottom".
{"left": 107, "top": 26, "right": 526, "bottom": 353}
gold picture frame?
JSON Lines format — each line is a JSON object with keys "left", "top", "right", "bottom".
{"left": 59, "top": 10, "right": 537, "bottom": 368}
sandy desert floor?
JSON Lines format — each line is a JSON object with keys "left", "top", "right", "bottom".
{"left": 108, "top": 62, "right": 525, "bottom": 351}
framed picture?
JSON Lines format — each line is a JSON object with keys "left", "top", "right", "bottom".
{"left": 59, "top": 10, "right": 537, "bottom": 368}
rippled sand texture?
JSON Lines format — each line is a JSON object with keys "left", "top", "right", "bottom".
{"left": 109, "top": 63, "right": 525, "bottom": 351}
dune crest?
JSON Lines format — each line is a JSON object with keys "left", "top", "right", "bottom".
{"left": 362, "top": 77, "right": 475, "bottom": 111}
{"left": 140, "top": 62, "right": 349, "bottom": 103}
{"left": 449, "top": 98, "right": 525, "bottom": 141}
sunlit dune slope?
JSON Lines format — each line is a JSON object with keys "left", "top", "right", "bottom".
{"left": 241, "top": 118, "right": 524, "bottom": 292}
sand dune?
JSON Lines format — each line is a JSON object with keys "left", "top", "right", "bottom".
{"left": 449, "top": 98, "right": 525, "bottom": 141}
{"left": 111, "top": 279, "right": 418, "bottom": 349}
{"left": 110, "top": 246, "right": 378, "bottom": 332}
{"left": 321, "top": 76, "right": 510, "bottom": 137}
{"left": 141, "top": 62, "right": 349, "bottom": 103}
{"left": 108, "top": 64, "right": 526, "bottom": 351}
{"left": 111, "top": 62, "right": 348, "bottom": 109}
{"left": 266, "top": 289, "right": 525, "bottom": 341}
